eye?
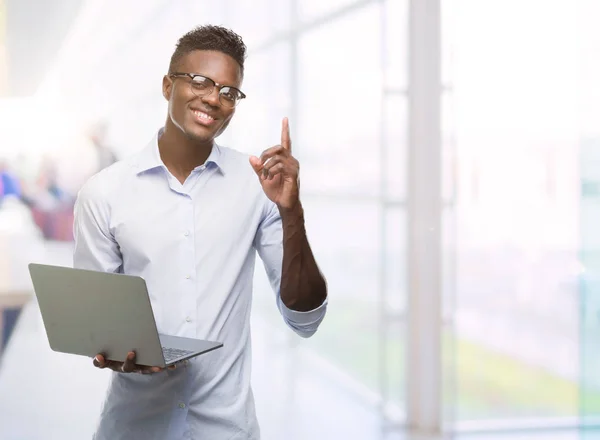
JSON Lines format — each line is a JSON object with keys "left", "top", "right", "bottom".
{"left": 220, "top": 87, "right": 240, "bottom": 102}
{"left": 191, "top": 76, "right": 212, "bottom": 91}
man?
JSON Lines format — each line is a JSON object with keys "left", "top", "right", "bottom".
{"left": 73, "top": 25, "right": 328, "bottom": 440}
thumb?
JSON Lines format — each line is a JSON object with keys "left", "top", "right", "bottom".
{"left": 249, "top": 156, "right": 262, "bottom": 174}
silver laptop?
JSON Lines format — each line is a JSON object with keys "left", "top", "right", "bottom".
{"left": 27, "top": 263, "right": 223, "bottom": 368}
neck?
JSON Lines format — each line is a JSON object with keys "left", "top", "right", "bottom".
{"left": 158, "top": 120, "right": 213, "bottom": 181}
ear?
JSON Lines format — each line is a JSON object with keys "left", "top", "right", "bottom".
{"left": 162, "top": 75, "right": 172, "bottom": 101}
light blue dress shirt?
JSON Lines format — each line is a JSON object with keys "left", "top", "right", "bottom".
{"left": 72, "top": 129, "right": 328, "bottom": 440}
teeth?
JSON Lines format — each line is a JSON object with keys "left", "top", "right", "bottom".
{"left": 194, "top": 110, "right": 214, "bottom": 121}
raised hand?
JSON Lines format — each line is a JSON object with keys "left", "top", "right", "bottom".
{"left": 249, "top": 117, "right": 300, "bottom": 210}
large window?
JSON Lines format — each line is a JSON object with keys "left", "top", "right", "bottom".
{"left": 297, "top": 4, "right": 382, "bottom": 197}
{"left": 444, "top": 0, "right": 585, "bottom": 428}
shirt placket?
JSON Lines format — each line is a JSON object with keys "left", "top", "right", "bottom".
{"left": 181, "top": 185, "right": 198, "bottom": 339}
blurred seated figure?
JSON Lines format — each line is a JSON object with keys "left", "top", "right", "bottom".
{"left": 24, "top": 158, "right": 74, "bottom": 241}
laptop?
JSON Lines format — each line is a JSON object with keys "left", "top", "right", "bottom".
{"left": 27, "top": 263, "right": 223, "bottom": 368}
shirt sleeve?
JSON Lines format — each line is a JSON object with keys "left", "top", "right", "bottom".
{"left": 254, "top": 199, "right": 327, "bottom": 338}
{"left": 72, "top": 179, "right": 123, "bottom": 273}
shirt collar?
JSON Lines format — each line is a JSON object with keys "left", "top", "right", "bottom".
{"left": 135, "top": 128, "right": 226, "bottom": 175}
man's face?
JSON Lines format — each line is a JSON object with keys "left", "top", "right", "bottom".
{"left": 163, "top": 50, "right": 243, "bottom": 144}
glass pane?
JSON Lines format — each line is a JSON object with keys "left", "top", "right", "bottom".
{"left": 383, "top": 0, "right": 408, "bottom": 90}
{"left": 384, "top": 96, "right": 407, "bottom": 201}
{"left": 299, "top": 197, "right": 379, "bottom": 389}
{"left": 384, "top": 207, "right": 407, "bottom": 314}
{"left": 447, "top": 0, "right": 581, "bottom": 424}
{"left": 580, "top": 141, "right": 600, "bottom": 425}
{"left": 441, "top": 0, "right": 455, "bottom": 86}
{"left": 443, "top": 203, "right": 459, "bottom": 428}
{"left": 442, "top": 91, "right": 456, "bottom": 204}
{"left": 297, "top": 3, "right": 381, "bottom": 197}
{"left": 382, "top": 207, "right": 407, "bottom": 413}
{"left": 579, "top": 0, "right": 600, "bottom": 141}
{"left": 381, "top": 319, "right": 406, "bottom": 419}
{"left": 291, "top": 197, "right": 407, "bottom": 414}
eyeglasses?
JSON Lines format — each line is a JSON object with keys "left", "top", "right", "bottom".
{"left": 169, "top": 72, "right": 246, "bottom": 108}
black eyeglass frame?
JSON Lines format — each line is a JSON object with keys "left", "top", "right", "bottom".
{"left": 169, "top": 72, "right": 247, "bottom": 107}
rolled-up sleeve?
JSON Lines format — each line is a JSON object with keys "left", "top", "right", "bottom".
{"left": 72, "top": 178, "right": 123, "bottom": 273}
{"left": 254, "top": 199, "right": 327, "bottom": 338}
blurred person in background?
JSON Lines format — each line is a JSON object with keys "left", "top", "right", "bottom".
{"left": 27, "top": 157, "right": 69, "bottom": 206}
{"left": 0, "top": 161, "right": 22, "bottom": 205}
{"left": 73, "top": 25, "right": 328, "bottom": 440}
{"left": 88, "top": 120, "right": 118, "bottom": 172}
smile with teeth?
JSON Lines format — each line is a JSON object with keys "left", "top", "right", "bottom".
{"left": 193, "top": 110, "right": 215, "bottom": 123}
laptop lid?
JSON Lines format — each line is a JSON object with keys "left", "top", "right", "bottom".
{"left": 28, "top": 263, "right": 166, "bottom": 367}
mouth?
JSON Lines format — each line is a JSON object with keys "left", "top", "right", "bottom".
{"left": 190, "top": 108, "right": 217, "bottom": 127}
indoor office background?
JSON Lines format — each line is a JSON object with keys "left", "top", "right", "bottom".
{"left": 0, "top": 0, "right": 599, "bottom": 439}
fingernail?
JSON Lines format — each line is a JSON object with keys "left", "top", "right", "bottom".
{"left": 152, "top": 367, "right": 161, "bottom": 373}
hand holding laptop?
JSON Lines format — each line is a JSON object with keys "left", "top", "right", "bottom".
{"left": 93, "top": 350, "right": 177, "bottom": 374}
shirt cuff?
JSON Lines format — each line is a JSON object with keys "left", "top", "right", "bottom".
{"left": 278, "top": 296, "right": 328, "bottom": 326}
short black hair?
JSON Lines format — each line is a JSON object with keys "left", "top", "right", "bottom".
{"left": 169, "top": 25, "right": 247, "bottom": 75}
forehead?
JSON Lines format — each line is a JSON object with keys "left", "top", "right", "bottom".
{"left": 176, "top": 50, "right": 242, "bottom": 87}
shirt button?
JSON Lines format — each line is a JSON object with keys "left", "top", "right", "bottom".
{"left": 179, "top": 403, "right": 186, "bottom": 409}
{"left": 185, "top": 316, "right": 192, "bottom": 323}
{"left": 184, "top": 231, "right": 189, "bottom": 237}
{"left": 185, "top": 275, "right": 191, "bottom": 279}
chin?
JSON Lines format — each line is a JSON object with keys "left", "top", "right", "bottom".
{"left": 184, "top": 124, "right": 217, "bottom": 144}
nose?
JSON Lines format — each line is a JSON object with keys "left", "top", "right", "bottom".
{"left": 201, "top": 87, "right": 221, "bottom": 107}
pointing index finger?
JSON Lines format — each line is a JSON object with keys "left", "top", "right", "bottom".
{"left": 281, "top": 117, "right": 291, "bottom": 152}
